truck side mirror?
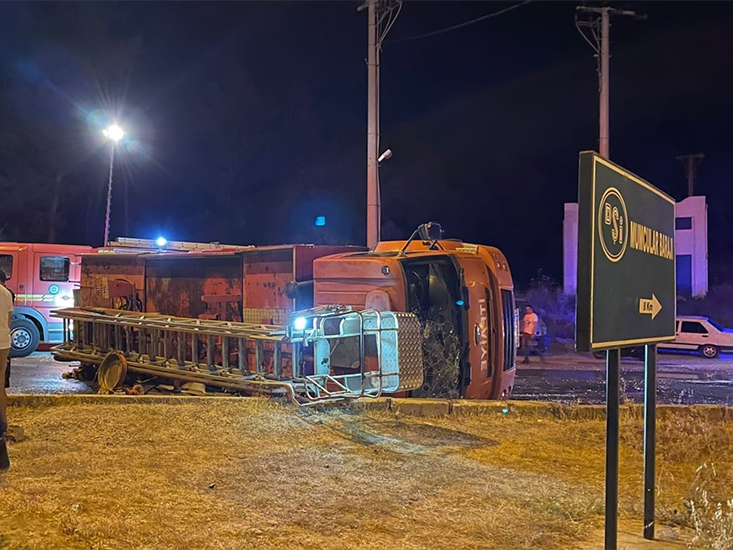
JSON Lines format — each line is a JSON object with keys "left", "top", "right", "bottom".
{"left": 418, "top": 222, "right": 443, "bottom": 242}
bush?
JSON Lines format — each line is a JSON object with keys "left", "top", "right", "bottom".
{"left": 521, "top": 278, "right": 733, "bottom": 345}
{"left": 524, "top": 271, "right": 575, "bottom": 341}
{"left": 678, "top": 284, "right": 733, "bottom": 327}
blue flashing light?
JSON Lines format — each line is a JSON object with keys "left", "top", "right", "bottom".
{"left": 293, "top": 316, "right": 307, "bottom": 331}
{"left": 156, "top": 236, "right": 168, "bottom": 247}
{"left": 315, "top": 216, "right": 326, "bottom": 227}
{"left": 456, "top": 300, "right": 465, "bottom": 307}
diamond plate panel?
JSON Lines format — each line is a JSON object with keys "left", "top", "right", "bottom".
{"left": 393, "top": 312, "right": 424, "bottom": 391}
{"left": 360, "top": 311, "right": 423, "bottom": 392}
{"left": 243, "top": 308, "right": 289, "bottom": 325}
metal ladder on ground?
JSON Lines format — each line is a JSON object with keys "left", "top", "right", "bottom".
{"left": 52, "top": 307, "right": 424, "bottom": 405}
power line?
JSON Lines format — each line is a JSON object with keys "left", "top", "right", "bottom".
{"left": 391, "top": 0, "right": 533, "bottom": 44}
{"left": 379, "top": 1, "right": 402, "bottom": 46}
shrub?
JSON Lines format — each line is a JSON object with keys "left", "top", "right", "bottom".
{"left": 678, "top": 284, "right": 733, "bottom": 327}
{"left": 524, "top": 271, "right": 575, "bottom": 341}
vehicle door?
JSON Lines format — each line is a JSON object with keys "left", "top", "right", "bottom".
{"left": 659, "top": 319, "right": 681, "bottom": 350}
{"left": 0, "top": 247, "right": 27, "bottom": 304}
{"left": 675, "top": 321, "right": 709, "bottom": 350}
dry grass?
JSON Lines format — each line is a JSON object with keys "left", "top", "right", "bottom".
{"left": 685, "top": 464, "right": 733, "bottom": 550}
{"left": 0, "top": 400, "right": 731, "bottom": 550}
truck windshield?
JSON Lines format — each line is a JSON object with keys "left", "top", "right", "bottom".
{"left": 399, "top": 256, "right": 464, "bottom": 398}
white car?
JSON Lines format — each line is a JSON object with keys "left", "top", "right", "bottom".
{"left": 658, "top": 316, "right": 733, "bottom": 359}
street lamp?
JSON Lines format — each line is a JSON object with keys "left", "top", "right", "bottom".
{"left": 102, "top": 124, "right": 124, "bottom": 246}
{"left": 374, "top": 148, "right": 392, "bottom": 245}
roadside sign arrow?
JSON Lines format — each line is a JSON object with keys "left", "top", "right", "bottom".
{"left": 639, "top": 294, "right": 662, "bottom": 320}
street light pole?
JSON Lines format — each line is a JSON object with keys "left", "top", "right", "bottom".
{"left": 102, "top": 124, "right": 124, "bottom": 246}
{"left": 103, "top": 143, "right": 116, "bottom": 246}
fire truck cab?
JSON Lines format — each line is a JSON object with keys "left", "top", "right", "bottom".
{"left": 312, "top": 224, "right": 517, "bottom": 399}
{"left": 0, "top": 243, "right": 92, "bottom": 357}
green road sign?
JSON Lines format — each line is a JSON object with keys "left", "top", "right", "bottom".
{"left": 576, "top": 151, "right": 676, "bottom": 351}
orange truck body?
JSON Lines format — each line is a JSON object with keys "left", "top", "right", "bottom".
{"left": 313, "top": 240, "right": 516, "bottom": 399}
{"left": 0, "top": 242, "right": 93, "bottom": 356}
{"left": 79, "top": 245, "right": 362, "bottom": 324}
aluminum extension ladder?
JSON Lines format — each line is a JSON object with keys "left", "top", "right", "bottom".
{"left": 51, "top": 306, "right": 424, "bottom": 405}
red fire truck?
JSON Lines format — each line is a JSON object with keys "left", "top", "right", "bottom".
{"left": 0, "top": 243, "right": 93, "bottom": 357}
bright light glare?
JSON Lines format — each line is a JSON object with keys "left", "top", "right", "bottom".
{"left": 103, "top": 124, "right": 125, "bottom": 142}
{"left": 293, "top": 316, "right": 307, "bottom": 331}
{"left": 156, "top": 237, "right": 168, "bottom": 247}
{"left": 55, "top": 294, "right": 73, "bottom": 307}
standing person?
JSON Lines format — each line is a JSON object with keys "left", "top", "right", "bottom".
{"left": 0, "top": 269, "right": 13, "bottom": 470}
{"left": 521, "top": 305, "right": 543, "bottom": 364}
{"left": 1, "top": 270, "right": 13, "bottom": 391}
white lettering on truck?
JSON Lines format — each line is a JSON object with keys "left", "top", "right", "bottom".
{"left": 478, "top": 298, "right": 489, "bottom": 372}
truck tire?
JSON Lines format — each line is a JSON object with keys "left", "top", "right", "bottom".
{"left": 10, "top": 318, "right": 41, "bottom": 358}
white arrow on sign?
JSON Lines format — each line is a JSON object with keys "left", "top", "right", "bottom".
{"left": 639, "top": 294, "right": 662, "bottom": 320}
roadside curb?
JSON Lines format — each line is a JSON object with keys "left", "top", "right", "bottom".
{"left": 353, "top": 397, "right": 733, "bottom": 421}
{"left": 8, "top": 394, "right": 733, "bottom": 422}
{"left": 7, "top": 394, "right": 264, "bottom": 408}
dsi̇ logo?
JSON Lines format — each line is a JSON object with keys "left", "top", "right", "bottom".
{"left": 597, "top": 187, "right": 628, "bottom": 262}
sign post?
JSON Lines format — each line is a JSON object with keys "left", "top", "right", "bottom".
{"left": 605, "top": 348, "right": 620, "bottom": 547}
{"left": 643, "top": 343, "right": 657, "bottom": 540}
{"left": 576, "top": 151, "right": 676, "bottom": 549}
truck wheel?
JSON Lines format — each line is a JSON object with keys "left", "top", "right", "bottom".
{"left": 701, "top": 344, "right": 719, "bottom": 359}
{"left": 10, "top": 318, "right": 40, "bottom": 358}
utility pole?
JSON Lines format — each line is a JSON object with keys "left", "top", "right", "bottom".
{"left": 576, "top": 6, "right": 645, "bottom": 159}
{"left": 676, "top": 153, "right": 705, "bottom": 197}
{"left": 359, "top": 0, "right": 401, "bottom": 248}
{"left": 576, "top": 9, "right": 646, "bottom": 550}
{"left": 600, "top": 9, "right": 609, "bottom": 158}
{"left": 366, "top": 0, "right": 379, "bottom": 248}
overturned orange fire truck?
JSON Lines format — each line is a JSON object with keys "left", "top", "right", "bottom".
{"left": 52, "top": 224, "right": 517, "bottom": 403}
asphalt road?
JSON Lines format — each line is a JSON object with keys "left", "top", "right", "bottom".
{"left": 513, "top": 351, "right": 733, "bottom": 405}
{"left": 7, "top": 352, "right": 92, "bottom": 395}
{"left": 7, "top": 351, "right": 733, "bottom": 405}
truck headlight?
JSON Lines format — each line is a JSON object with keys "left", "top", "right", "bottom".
{"left": 293, "top": 316, "right": 307, "bottom": 331}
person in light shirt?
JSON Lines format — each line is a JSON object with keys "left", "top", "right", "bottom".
{"left": 520, "top": 305, "right": 544, "bottom": 364}
{"left": 0, "top": 269, "right": 13, "bottom": 470}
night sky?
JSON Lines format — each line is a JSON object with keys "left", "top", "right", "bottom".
{"left": 1, "top": 1, "right": 732, "bottom": 286}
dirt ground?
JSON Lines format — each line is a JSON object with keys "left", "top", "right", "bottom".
{"left": 0, "top": 399, "right": 731, "bottom": 550}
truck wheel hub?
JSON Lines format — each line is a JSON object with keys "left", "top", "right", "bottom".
{"left": 11, "top": 328, "right": 31, "bottom": 349}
